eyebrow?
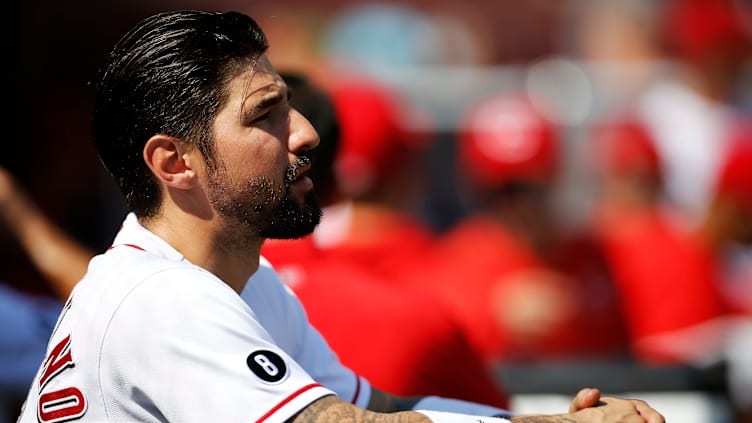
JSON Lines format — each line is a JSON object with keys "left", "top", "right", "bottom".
{"left": 240, "top": 77, "right": 291, "bottom": 118}
{"left": 240, "top": 92, "right": 278, "bottom": 119}
{"left": 253, "top": 91, "right": 286, "bottom": 112}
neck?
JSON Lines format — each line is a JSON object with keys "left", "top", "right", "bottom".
{"left": 143, "top": 208, "right": 263, "bottom": 294}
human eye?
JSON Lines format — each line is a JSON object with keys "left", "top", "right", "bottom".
{"left": 249, "top": 111, "right": 271, "bottom": 125}
{"left": 244, "top": 92, "right": 287, "bottom": 127}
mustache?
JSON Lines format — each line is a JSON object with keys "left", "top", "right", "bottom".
{"left": 285, "top": 155, "right": 312, "bottom": 185}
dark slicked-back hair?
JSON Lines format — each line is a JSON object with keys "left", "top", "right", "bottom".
{"left": 93, "top": 10, "right": 268, "bottom": 218}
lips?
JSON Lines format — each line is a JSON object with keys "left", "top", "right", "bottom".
{"left": 287, "top": 156, "right": 312, "bottom": 185}
{"left": 287, "top": 157, "right": 314, "bottom": 192}
{"left": 292, "top": 163, "right": 311, "bottom": 182}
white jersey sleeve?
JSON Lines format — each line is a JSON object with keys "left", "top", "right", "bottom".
{"left": 18, "top": 219, "right": 334, "bottom": 423}
{"left": 242, "top": 257, "right": 371, "bottom": 408}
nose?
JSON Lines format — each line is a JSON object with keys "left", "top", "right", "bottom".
{"left": 289, "top": 108, "right": 320, "bottom": 154}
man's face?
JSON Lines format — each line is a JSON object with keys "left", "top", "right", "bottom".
{"left": 206, "top": 55, "right": 322, "bottom": 240}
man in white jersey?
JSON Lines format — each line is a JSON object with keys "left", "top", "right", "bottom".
{"left": 18, "top": 10, "right": 664, "bottom": 423}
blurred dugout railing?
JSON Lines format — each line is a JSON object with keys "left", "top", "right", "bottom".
{"left": 494, "top": 359, "right": 734, "bottom": 423}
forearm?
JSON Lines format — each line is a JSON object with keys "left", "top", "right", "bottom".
{"left": 367, "top": 388, "right": 422, "bottom": 413}
{"left": 294, "top": 393, "right": 660, "bottom": 423}
{"left": 291, "top": 395, "right": 431, "bottom": 423}
{"left": 21, "top": 218, "right": 94, "bottom": 298}
{"left": 0, "top": 180, "right": 93, "bottom": 299}
{"left": 367, "top": 389, "right": 511, "bottom": 418}
{"left": 295, "top": 394, "right": 518, "bottom": 423}
{"left": 511, "top": 416, "right": 576, "bottom": 423}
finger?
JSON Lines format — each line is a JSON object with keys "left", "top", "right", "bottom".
{"left": 569, "top": 388, "right": 601, "bottom": 413}
{"left": 631, "top": 399, "right": 666, "bottom": 423}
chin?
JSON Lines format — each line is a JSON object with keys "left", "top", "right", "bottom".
{"left": 260, "top": 193, "right": 322, "bottom": 240}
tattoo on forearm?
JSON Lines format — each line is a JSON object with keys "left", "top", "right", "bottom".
{"left": 290, "top": 395, "right": 430, "bottom": 423}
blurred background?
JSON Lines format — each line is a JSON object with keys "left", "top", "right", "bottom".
{"left": 4, "top": 0, "right": 752, "bottom": 422}
{"left": 8, "top": 0, "right": 750, "bottom": 290}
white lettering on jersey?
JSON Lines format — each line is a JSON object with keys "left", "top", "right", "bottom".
{"left": 254, "top": 354, "right": 280, "bottom": 376}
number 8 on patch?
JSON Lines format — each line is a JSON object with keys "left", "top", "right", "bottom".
{"left": 247, "top": 350, "right": 288, "bottom": 383}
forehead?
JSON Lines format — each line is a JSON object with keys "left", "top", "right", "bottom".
{"left": 227, "top": 54, "right": 285, "bottom": 109}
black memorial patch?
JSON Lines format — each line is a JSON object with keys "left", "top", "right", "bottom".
{"left": 247, "top": 350, "right": 288, "bottom": 383}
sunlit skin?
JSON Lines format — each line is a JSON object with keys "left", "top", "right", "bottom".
{"left": 142, "top": 54, "right": 320, "bottom": 294}
{"left": 206, "top": 55, "right": 322, "bottom": 242}
{"left": 291, "top": 387, "right": 663, "bottom": 422}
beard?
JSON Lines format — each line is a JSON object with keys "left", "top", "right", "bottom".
{"left": 207, "top": 156, "right": 322, "bottom": 240}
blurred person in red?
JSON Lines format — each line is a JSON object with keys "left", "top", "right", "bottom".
{"left": 406, "top": 93, "right": 627, "bottom": 365}
{"left": 312, "top": 75, "right": 435, "bottom": 278}
{"left": 578, "top": 0, "right": 752, "bottom": 368}
{"left": 588, "top": 118, "right": 730, "bottom": 365}
{"left": 589, "top": 120, "right": 752, "bottom": 419}
{"left": 705, "top": 140, "right": 752, "bottom": 422}
{"left": 717, "top": 143, "right": 752, "bottom": 423}
{"left": 262, "top": 73, "right": 436, "bottom": 285}
{"left": 261, "top": 74, "right": 509, "bottom": 408}
{"left": 635, "top": 0, "right": 752, "bottom": 228}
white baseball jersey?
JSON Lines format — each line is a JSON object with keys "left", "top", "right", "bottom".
{"left": 637, "top": 78, "right": 739, "bottom": 225}
{"left": 18, "top": 213, "right": 370, "bottom": 423}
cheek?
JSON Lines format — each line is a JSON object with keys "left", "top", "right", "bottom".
{"left": 212, "top": 111, "right": 291, "bottom": 174}
{"left": 223, "top": 141, "right": 289, "bottom": 184}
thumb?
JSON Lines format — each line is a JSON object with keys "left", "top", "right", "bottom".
{"left": 569, "top": 388, "right": 601, "bottom": 413}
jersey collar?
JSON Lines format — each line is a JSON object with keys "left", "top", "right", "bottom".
{"left": 110, "top": 213, "right": 186, "bottom": 262}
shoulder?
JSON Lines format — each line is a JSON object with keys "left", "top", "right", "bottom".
{"left": 81, "top": 246, "right": 245, "bottom": 326}
{"left": 242, "top": 256, "right": 306, "bottom": 324}
{"left": 246, "top": 256, "right": 296, "bottom": 298}
{"left": 83, "top": 252, "right": 263, "bottom": 357}
{"left": 87, "top": 245, "right": 216, "bottom": 290}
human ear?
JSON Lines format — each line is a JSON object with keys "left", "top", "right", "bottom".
{"left": 143, "top": 135, "right": 197, "bottom": 190}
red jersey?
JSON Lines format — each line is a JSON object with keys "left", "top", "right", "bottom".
{"left": 407, "top": 214, "right": 627, "bottom": 363}
{"left": 261, "top": 207, "right": 509, "bottom": 408}
{"left": 592, "top": 205, "right": 728, "bottom": 363}
{"left": 282, "top": 256, "right": 508, "bottom": 407}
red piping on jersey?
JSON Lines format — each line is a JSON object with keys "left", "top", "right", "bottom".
{"left": 255, "top": 383, "right": 324, "bottom": 423}
{"left": 350, "top": 375, "right": 361, "bottom": 404}
{"left": 107, "top": 244, "right": 146, "bottom": 251}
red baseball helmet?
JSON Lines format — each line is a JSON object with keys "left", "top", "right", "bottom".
{"left": 590, "top": 117, "right": 661, "bottom": 180}
{"left": 660, "top": 0, "right": 752, "bottom": 62}
{"left": 328, "top": 77, "right": 429, "bottom": 197}
{"left": 458, "top": 93, "right": 558, "bottom": 190}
